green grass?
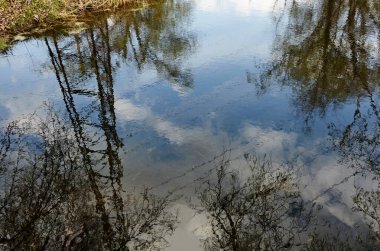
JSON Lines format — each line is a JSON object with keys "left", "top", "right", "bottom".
{"left": 0, "top": 38, "right": 7, "bottom": 50}
{"left": 12, "top": 1, "right": 61, "bottom": 31}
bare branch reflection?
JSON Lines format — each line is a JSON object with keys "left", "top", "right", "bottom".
{"left": 0, "top": 105, "right": 178, "bottom": 250}
{"left": 0, "top": 2, "right": 199, "bottom": 249}
{"left": 195, "top": 153, "right": 317, "bottom": 251}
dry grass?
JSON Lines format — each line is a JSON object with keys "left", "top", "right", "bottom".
{"left": 0, "top": 0, "right": 150, "bottom": 34}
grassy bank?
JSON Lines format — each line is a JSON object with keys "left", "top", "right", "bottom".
{"left": 0, "top": 0, "right": 150, "bottom": 36}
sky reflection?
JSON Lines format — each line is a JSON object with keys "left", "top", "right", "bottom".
{"left": 0, "top": 0, "right": 380, "bottom": 249}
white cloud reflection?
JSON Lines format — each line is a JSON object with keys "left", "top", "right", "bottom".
{"left": 195, "top": 0, "right": 281, "bottom": 16}
{"left": 116, "top": 99, "right": 365, "bottom": 233}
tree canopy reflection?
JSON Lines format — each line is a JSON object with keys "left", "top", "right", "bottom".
{"left": 260, "top": 0, "right": 380, "bottom": 117}
{"left": 0, "top": 1, "right": 198, "bottom": 249}
{"left": 2, "top": 0, "right": 380, "bottom": 249}
{"left": 42, "top": 0, "right": 196, "bottom": 93}
{"left": 255, "top": 1, "right": 380, "bottom": 249}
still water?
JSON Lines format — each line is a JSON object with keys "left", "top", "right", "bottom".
{"left": 0, "top": 0, "right": 379, "bottom": 250}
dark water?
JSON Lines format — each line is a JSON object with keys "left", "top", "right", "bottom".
{"left": 0, "top": 0, "right": 379, "bottom": 250}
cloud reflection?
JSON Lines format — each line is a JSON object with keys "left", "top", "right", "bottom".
{"left": 195, "top": 0, "right": 281, "bottom": 15}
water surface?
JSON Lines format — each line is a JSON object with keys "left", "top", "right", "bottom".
{"left": 0, "top": 0, "right": 379, "bottom": 250}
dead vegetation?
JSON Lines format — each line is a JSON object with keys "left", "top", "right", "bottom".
{"left": 0, "top": 0, "right": 153, "bottom": 35}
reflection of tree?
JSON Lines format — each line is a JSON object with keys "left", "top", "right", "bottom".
{"left": 353, "top": 185, "right": 380, "bottom": 247}
{"left": 330, "top": 96, "right": 380, "bottom": 247}
{"left": 260, "top": 3, "right": 380, "bottom": 243}
{"left": 0, "top": 1, "right": 199, "bottom": 248}
{"left": 42, "top": 0, "right": 196, "bottom": 91}
{"left": 196, "top": 154, "right": 313, "bottom": 251}
{"left": 195, "top": 153, "right": 380, "bottom": 250}
{"left": 329, "top": 98, "right": 380, "bottom": 174}
{"left": 306, "top": 233, "right": 355, "bottom": 251}
{"left": 260, "top": 0, "right": 380, "bottom": 118}
{"left": 266, "top": 1, "right": 380, "bottom": 246}
{"left": 119, "top": 0, "right": 196, "bottom": 87}
{"left": 0, "top": 112, "right": 91, "bottom": 250}
{"left": 0, "top": 106, "right": 177, "bottom": 250}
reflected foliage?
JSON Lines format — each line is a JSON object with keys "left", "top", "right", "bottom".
{"left": 260, "top": 0, "right": 380, "bottom": 118}
{"left": 263, "top": 3, "right": 380, "bottom": 243}
{"left": 42, "top": 0, "right": 196, "bottom": 91}
{"left": 3, "top": 0, "right": 380, "bottom": 249}
{"left": 0, "top": 1, "right": 198, "bottom": 249}
{"left": 266, "top": 2, "right": 380, "bottom": 250}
